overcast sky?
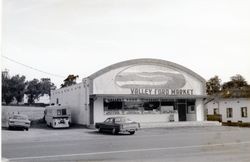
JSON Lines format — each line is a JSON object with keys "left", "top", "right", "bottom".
{"left": 2, "top": 0, "right": 250, "bottom": 88}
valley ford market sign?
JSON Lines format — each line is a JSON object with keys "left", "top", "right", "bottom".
{"left": 130, "top": 88, "right": 194, "bottom": 96}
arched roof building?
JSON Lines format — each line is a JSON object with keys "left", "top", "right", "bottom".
{"left": 51, "top": 58, "right": 207, "bottom": 126}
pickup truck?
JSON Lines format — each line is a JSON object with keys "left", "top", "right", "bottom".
{"left": 95, "top": 117, "right": 140, "bottom": 135}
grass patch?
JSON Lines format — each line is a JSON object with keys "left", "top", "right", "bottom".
{"left": 222, "top": 122, "right": 250, "bottom": 127}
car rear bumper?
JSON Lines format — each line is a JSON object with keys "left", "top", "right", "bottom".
{"left": 8, "top": 124, "right": 29, "bottom": 129}
{"left": 119, "top": 128, "right": 138, "bottom": 133}
{"left": 53, "top": 123, "right": 70, "bottom": 128}
{"left": 52, "top": 119, "right": 70, "bottom": 128}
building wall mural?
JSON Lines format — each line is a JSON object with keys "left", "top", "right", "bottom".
{"left": 92, "top": 62, "right": 204, "bottom": 96}
{"left": 115, "top": 65, "right": 186, "bottom": 89}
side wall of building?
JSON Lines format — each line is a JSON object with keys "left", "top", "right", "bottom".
{"left": 206, "top": 100, "right": 219, "bottom": 115}
{"left": 206, "top": 98, "right": 250, "bottom": 123}
{"left": 50, "top": 81, "right": 90, "bottom": 125}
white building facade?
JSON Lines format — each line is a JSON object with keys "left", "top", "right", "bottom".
{"left": 50, "top": 59, "right": 207, "bottom": 127}
{"left": 206, "top": 98, "right": 250, "bottom": 123}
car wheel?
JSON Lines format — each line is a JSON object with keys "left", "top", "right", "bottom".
{"left": 8, "top": 126, "right": 12, "bottom": 130}
{"left": 112, "top": 128, "right": 117, "bottom": 135}
{"left": 98, "top": 128, "right": 102, "bottom": 133}
{"left": 129, "top": 131, "right": 135, "bottom": 135}
{"left": 25, "top": 128, "right": 29, "bottom": 131}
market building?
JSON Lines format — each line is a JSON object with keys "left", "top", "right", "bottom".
{"left": 50, "top": 58, "right": 207, "bottom": 127}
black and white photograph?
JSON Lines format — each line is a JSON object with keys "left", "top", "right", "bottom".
{"left": 1, "top": 0, "right": 250, "bottom": 162}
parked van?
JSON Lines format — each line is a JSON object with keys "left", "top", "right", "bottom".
{"left": 44, "top": 106, "right": 71, "bottom": 128}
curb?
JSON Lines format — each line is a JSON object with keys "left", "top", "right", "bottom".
{"left": 140, "top": 121, "right": 222, "bottom": 129}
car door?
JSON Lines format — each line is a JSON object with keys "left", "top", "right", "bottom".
{"left": 102, "top": 118, "right": 114, "bottom": 131}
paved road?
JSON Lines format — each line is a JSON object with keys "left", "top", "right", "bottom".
{"left": 2, "top": 126, "right": 250, "bottom": 162}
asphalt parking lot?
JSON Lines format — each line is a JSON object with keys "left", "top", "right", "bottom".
{"left": 2, "top": 126, "right": 250, "bottom": 162}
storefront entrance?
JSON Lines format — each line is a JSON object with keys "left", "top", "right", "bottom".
{"left": 89, "top": 98, "right": 94, "bottom": 125}
{"left": 177, "top": 103, "right": 186, "bottom": 121}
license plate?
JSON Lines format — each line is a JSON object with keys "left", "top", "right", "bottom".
{"left": 59, "top": 120, "right": 65, "bottom": 124}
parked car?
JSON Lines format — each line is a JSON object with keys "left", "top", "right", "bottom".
{"left": 95, "top": 117, "right": 140, "bottom": 135}
{"left": 8, "top": 114, "right": 31, "bottom": 131}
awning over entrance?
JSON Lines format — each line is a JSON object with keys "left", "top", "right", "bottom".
{"left": 90, "top": 94, "right": 207, "bottom": 100}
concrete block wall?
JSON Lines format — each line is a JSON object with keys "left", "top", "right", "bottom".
{"left": 50, "top": 83, "right": 88, "bottom": 125}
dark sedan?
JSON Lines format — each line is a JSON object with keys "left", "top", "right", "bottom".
{"left": 95, "top": 117, "right": 140, "bottom": 135}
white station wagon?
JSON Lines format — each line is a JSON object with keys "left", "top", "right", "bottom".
{"left": 8, "top": 114, "right": 31, "bottom": 131}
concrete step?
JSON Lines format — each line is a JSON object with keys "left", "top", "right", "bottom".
{"left": 140, "top": 121, "right": 222, "bottom": 129}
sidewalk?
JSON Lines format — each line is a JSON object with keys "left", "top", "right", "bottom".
{"left": 140, "top": 121, "right": 222, "bottom": 129}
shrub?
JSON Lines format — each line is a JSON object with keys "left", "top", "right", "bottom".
{"left": 222, "top": 122, "right": 250, "bottom": 127}
{"left": 207, "top": 114, "right": 222, "bottom": 122}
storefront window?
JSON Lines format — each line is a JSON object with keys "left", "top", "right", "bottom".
{"left": 161, "top": 100, "right": 176, "bottom": 113}
{"left": 143, "top": 101, "right": 160, "bottom": 114}
{"left": 188, "top": 105, "right": 195, "bottom": 114}
{"left": 103, "top": 100, "right": 123, "bottom": 115}
{"left": 103, "top": 98, "right": 194, "bottom": 115}
{"left": 123, "top": 101, "right": 143, "bottom": 114}
{"left": 187, "top": 99, "right": 195, "bottom": 114}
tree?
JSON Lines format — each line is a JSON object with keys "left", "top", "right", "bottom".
{"left": 10, "top": 75, "right": 27, "bottom": 104}
{"left": 25, "top": 79, "right": 42, "bottom": 104}
{"left": 40, "top": 78, "right": 56, "bottom": 96}
{"left": 2, "top": 71, "right": 26, "bottom": 105}
{"left": 2, "top": 70, "right": 56, "bottom": 104}
{"left": 221, "top": 74, "right": 249, "bottom": 98}
{"left": 206, "top": 75, "right": 221, "bottom": 95}
{"left": 2, "top": 71, "right": 13, "bottom": 104}
{"left": 222, "top": 74, "right": 248, "bottom": 90}
{"left": 61, "top": 75, "right": 79, "bottom": 88}
{"left": 25, "top": 78, "right": 56, "bottom": 104}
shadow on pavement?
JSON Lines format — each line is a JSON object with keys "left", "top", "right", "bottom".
{"left": 86, "top": 130, "right": 135, "bottom": 136}
{"left": 29, "top": 118, "right": 90, "bottom": 129}
{"left": 2, "top": 127, "right": 26, "bottom": 131}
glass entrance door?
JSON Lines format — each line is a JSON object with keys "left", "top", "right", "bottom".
{"left": 89, "top": 98, "right": 94, "bottom": 125}
{"left": 177, "top": 103, "right": 186, "bottom": 121}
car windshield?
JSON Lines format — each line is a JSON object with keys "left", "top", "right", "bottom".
{"left": 13, "top": 115, "right": 27, "bottom": 120}
{"left": 104, "top": 118, "right": 113, "bottom": 123}
{"left": 114, "top": 117, "right": 132, "bottom": 123}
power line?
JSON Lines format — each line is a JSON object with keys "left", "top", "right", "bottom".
{"left": 2, "top": 55, "right": 66, "bottom": 78}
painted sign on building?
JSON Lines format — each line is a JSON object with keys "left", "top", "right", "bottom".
{"left": 130, "top": 88, "right": 194, "bottom": 96}
{"left": 115, "top": 65, "right": 186, "bottom": 89}
{"left": 92, "top": 61, "right": 205, "bottom": 95}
